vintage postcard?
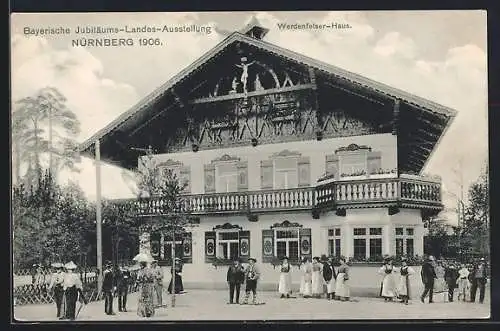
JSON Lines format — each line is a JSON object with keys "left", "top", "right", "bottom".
{"left": 11, "top": 11, "right": 489, "bottom": 321}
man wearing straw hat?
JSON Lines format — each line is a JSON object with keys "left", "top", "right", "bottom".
{"left": 62, "top": 261, "right": 82, "bottom": 320}
{"left": 48, "top": 262, "right": 65, "bottom": 319}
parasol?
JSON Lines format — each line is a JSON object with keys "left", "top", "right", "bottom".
{"left": 133, "top": 253, "right": 154, "bottom": 263}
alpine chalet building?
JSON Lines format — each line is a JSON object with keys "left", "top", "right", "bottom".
{"left": 80, "top": 21, "right": 456, "bottom": 289}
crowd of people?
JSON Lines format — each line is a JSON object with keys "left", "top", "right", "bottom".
{"left": 26, "top": 253, "right": 489, "bottom": 320}
{"left": 224, "top": 254, "right": 489, "bottom": 307}
{"left": 39, "top": 256, "right": 185, "bottom": 320}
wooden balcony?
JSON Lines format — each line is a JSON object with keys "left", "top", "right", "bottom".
{"left": 127, "top": 174, "right": 442, "bottom": 217}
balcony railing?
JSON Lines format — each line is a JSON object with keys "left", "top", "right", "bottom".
{"left": 129, "top": 175, "right": 442, "bottom": 216}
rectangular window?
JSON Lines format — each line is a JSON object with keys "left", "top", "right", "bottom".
{"left": 406, "top": 228, "right": 414, "bottom": 236}
{"left": 354, "top": 228, "right": 366, "bottom": 236}
{"left": 340, "top": 153, "right": 367, "bottom": 175}
{"left": 328, "top": 229, "right": 335, "bottom": 236}
{"left": 275, "top": 229, "right": 300, "bottom": 262}
{"left": 369, "top": 228, "right": 382, "bottom": 236}
{"left": 335, "top": 239, "right": 341, "bottom": 257}
{"left": 216, "top": 163, "right": 238, "bottom": 193}
{"left": 335, "top": 228, "right": 341, "bottom": 236}
{"left": 370, "top": 238, "right": 382, "bottom": 258}
{"left": 395, "top": 238, "right": 404, "bottom": 256}
{"left": 353, "top": 239, "right": 366, "bottom": 259}
{"left": 217, "top": 231, "right": 239, "bottom": 259}
{"left": 395, "top": 227, "right": 404, "bottom": 236}
{"left": 406, "top": 239, "right": 414, "bottom": 256}
{"left": 274, "top": 158, "right": 298, "bottom": 189}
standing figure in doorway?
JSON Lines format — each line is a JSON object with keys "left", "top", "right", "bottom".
{"left": 242, "top": 257, "right": 260, "bottom": 305}
{"left": 311, "top": 257, "right": 324, "bottom": 298}
{"left": 379, "top": 257, "right": 397, "bottom": 302}
{"left": 235, "top": 57, "right": 255, "bottom": 94}
{"left": 168, "top": 257, "right": 184, "bottom": 294}
{"left": 48, "top": 262, "right": 65, "bottom": 319}
{"left": 151, "top": 260, "right": 164, "bottom": 307}
{"left": 226, "top": 258, "right": 245, "bottom": 304}
{"left": 420, "top": 255, "right": 437, "bottom": 303}
{"left": 396, "top": 258, "right": 415, "bottom": 305}
{"left": 322, "top": 256, "right": 337, "bottom": 300}
{"left": 334, "top": 256, "right": 350, "bottom": 301}
{"left": 278, "top": 256, "right": 292, "bottom": 298}
{"left": 62, "top": 261, "right": 83, "bottom": 321}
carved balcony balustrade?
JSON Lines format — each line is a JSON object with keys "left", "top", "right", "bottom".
{"left": 124, "top": 174, "right": 442, "bottom": 217}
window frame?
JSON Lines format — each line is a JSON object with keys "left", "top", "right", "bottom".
{"left": 394, "top": 226, "right": 415, "bottom": 257}
{"left": 215, "top": 229, "right": 240, "bottom": 260}
{"left": 352, "top": 226, "right": 383, "bottom": 259}
{"left": 273, "top": 157, "right": 299, "bottom": 190}
{"left": 339, "top": 151, "right": 369, "bottom": 176}
{"left": 274, "top": 228, "right": 300, "bottom": 261}
{"left": 327, "top": 227, "right": 342, "bottom": 257}
{"left": 215, "top": 161, "right": 239, "bottom": 193}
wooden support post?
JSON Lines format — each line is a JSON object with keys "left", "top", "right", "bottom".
{"left": 95, "top": 139, "right": 103, "bottom": 294}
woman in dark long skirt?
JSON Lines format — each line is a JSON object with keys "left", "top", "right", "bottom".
{"left": 168, "top": 258, "right": 184, "bottom": 294}
{"left": 62, "top": 261, "right": 82, "bottom": 320}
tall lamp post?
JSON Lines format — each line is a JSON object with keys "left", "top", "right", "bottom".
{"left": 95, "top": 139, "right": 103, "bottom": 295}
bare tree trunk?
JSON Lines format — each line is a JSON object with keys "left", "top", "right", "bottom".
{"left": 48, "top": 105, "right": 53, "bottom": 177}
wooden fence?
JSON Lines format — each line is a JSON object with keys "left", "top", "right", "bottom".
{"left": 13, "top": 271, "right": 140, "bottom": 306}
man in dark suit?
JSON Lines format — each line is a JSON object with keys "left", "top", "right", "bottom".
{"left": 322, "top": 255, "right": 336, "bottom": 300}
{"left": 420, "top": 255, "right": 437, "bottom": 303}
{"left": 226, "top": 258, "right": 245, "bottom": 304}
{"left": 102, "top": 262, "right": 117, "bottom": 315}
{"left": 117, "top": 266, "right": 131, "bottom": 312}
{"left": 470, "top": 258, "right": 488, "bottom": 303}
{"left": 444, "top": 261, "right": 459, "bottom": 302}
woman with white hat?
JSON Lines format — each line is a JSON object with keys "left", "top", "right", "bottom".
{"left": 62, "top": 261, "right": 82, "bottom": 320}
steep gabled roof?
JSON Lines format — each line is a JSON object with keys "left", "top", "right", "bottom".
{"left": 79, "top": 31, "right": 456, "bottom": 154}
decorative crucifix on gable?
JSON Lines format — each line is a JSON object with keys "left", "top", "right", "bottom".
{"left": 235, "top": 57, "right": 255, "bottom": 94}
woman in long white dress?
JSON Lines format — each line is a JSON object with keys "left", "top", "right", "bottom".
{"left": 311, "top": 257, "right": 323, "bottom": 298}
{"left": 396, "top": 258, "right": 415, "bottom": 305}
{"left": 278, "top": 257, "right": 292, "bottom": 298}
{"left": 301, "top": 258, "right": 312, "bottom": 298}
{"left": 378, "top": 258, "right": 397, "bottom": 302}
{"left": 334, "top": 256, "right": 350, "bottom": 301}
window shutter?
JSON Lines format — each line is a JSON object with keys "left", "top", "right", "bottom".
{"left": 237, "top": 161, "right": 249, "bottom": 191}
{"left": 261, "top": 160, "right": 274, "bottom": 189}
{"left": 239, "top": 230, "right": 250, "bottom": 262}
{"left": 182, "top": 232, "right": 192, "bottom": 264}
{"left": 150, "top": 233, "right": 160, "bottom": 259}
{"left": 180, "top": 165, "right": 191, "bottom": 193}
{"left": 367, "top": 151, "right": 382, "bottom": 174}
{"left": 325, "top": 155, "right": 339, "bottom": 178}
{"left": 204, "top": 231, "right": 216, "bottom": 263}
{"left": 298, "top": 156, "right": 311, "bottom": 187}
{"left": 262, "top": 229, "right": 274, "bottom": 263}
{"left": 204, "top": 164, "right": 216, "bottom": 193}
{"left": 299, "top": 228, "right": 312, "bottom": 261}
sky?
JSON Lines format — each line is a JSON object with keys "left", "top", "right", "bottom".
{"left": 10, "top": 11, "right": 488, "bottom": 224}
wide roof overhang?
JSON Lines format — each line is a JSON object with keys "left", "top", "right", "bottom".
{"left": 79, "top": 32, "right": 457, "bottom": 173}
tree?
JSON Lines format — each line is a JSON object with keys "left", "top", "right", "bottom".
{"left": 423, "top": 217, "right": 452, "bottom": 259}
{"left": 132, "top": 151, "right": 191, "bottom": 307}
{"left": 461, "top": 168, "right": 489, "bottom": 258}
{"left": 12, "top": 87, "right": 81, "bottom": 185}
